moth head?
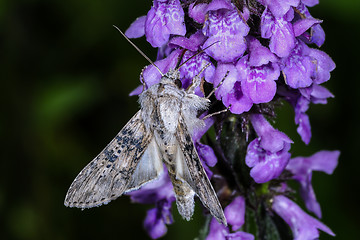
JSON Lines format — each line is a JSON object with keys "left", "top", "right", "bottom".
{"left": 161, "top": 69, "right": 182, "bottom": 88}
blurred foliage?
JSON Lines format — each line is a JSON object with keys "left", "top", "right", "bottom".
{"left": 0, "top": 0, "right": 359, "bottom": 239}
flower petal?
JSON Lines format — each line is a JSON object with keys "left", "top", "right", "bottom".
{"left": 125, "top": 15, "right": 146, "bottom": 38}
{"left": 203, "top": 8, "right": 249, "bottom": 62}
{"left": 224, "top": 196, "right": 245, "bottom": 231}
{"left": 145, "top": 0, "right": 186, "bottom": 47}
{"left": 272, "top": 195, "right": 335, "bottom": 239}
{"left": 286, "top": 150, "right": 339, "bottom": 217}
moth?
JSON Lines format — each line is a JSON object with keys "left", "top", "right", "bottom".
{"left": 64, "top": 28, "right": 227, "bottom": 226}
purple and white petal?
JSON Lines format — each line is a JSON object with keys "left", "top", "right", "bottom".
{"left": 246, "top": 114, "right": 292, "bottom": 183}
{"left": 261, "top": 8, "right": 296, "bottom": 58}
{"left": 145, "top": 0, "right": 186, "bottom": 47}
{"left": 293, "top": 18, "right": 322, "bottom": 37}
{"left": 308, "top": 48, "right": 336, "bottom": 84}
{"left": 188, "top": 2, "right": 208, "bottom": 24}
{"left": 237, "top": 55, "right": 280, "bottom": 104}
{"left": 203, "top": 8, "right": 249, "bottom": 62}
{"left": 281, "top": 40, "right": 315, "bottom": 88}
{"left": 223, "top": 81, "right": 253, "bottom": 114}
{"left": 211, "top": 63, "right": 238, "bottom": 99}
{"left": 178, "top": 50, "right": 215, "bottom": 91}
{"left": 169, "top": 30, "right": 206, "bottom": 51}
{"left": 258, "top": 0, "right": 300, "bottom": 18}
{"left": 247, "top": 37, "right": 278, "bottom": 67}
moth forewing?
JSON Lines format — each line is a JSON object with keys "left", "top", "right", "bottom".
{"left": 175, "top": 115, "right": 227, "bottom": 226}
{"left": 64, "top": 111, "right": 153, "bottom": 208}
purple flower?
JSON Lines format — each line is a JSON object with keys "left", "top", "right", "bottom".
{"left": 301, "top": 0, "right": 319, "bottom": 7}
{"left": 294, "top": 95, "right": 312, "bottom": 144}
{"left": 169, "top": 31, "right": 215, "bottom": 93}
{"left": 281, "top": 40, "right": 335, "bottom": 88}
{"left": 207, "top": 196, "right": 254, "bottom": 240}
{"left": 128, "top": 171, "right": 175, "bottom": 239}
{"left": 193, "top": 116, "right": 218, "bottom": 178}
{"left": 272, "top": 195, "right": 335, "bottom": 239}
{"left": 295, "top": 3, "right": 325, "bottom": 47}
{"left": 237, "top": 57, "right": 279, "bottom": 104}
{"left": 144, "top": 199, "right": 173, "bottom": 239}
{"left": 145, "top": 0, "right": 186, "bottom": 48}
{"left": 245, "top": 114, "right": 293, "bottom": 183}
{"left": 247, "top": 37, "right": 278, "bottom": 67}
{"left": 224, "top": 196, "right": 245, "bottom": 230}
{"left": 180, "top": 50, "right": 215, "bottom": 95}
{"left": 281, "top": 40, "right": 315, "bottom": 88}
{"left": 203, "top": 7, "right": 250, "bottom": 62}
{"left": 133, "top": 49, "right": 181, "bottom": 95}
{"left": 125, "top": 15, "right": 146, "bottom": 38}
{"left": 236, "top": 38, "right": 280, "bottom": 104}
{"left": 261, "top": 7, "right": 296, "bottom": 58}
{"left": 188, "top": 2, "right": 208, "bottom": 24}
{"left": 307, "top": 47, "right": 336, "bottom": 85}
{"left": 189, "top": 0, "right": 235, "bottom": 24}
{"left": 211, "top": 63, "right": 238, "bottom": 99}
{"left": 286, "top": 150, "right": 339, "bottom": 218}
{"left": 292, "top": 16, "right": 322, "bottom": 39}
{"left": 210, "top": 63, "right": 253, "bottom": 114}
{"left": 132, "top": 31, "right": 216, "bottom": 97}
{"left": 302, "top": 83, "right": 334, "bottom": 104}
{"left": 258, "top": 0, "right": 300, "bottom": 18}
{"left": 293, "top": 84, "right": 334, "bottom": 144}
{"left": 169, "top": 30, "right": 206, "bottom": 51}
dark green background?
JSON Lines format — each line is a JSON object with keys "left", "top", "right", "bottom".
{"left": 1, "top": 0, "right": 358, "bottom": 239}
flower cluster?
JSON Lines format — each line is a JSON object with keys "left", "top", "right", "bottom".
{"left": 125, "top": 0, "right": 339, "bottom": 239}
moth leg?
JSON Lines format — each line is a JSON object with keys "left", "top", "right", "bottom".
{"left": 186, "top": 63, "right": 212, "bottom": 94}
{"left": 202, "top": 104, "right": 231, "bottom": 120}
{"left": 205, "top": 70, "right": 230, "bottom": 99}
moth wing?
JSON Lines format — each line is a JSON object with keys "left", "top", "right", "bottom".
{"left": 175, "top": 116, "right": 227, "bottom": 225}
{"left": 64, "top": 110, "right": 153, "bottom": 209}
{"left": 125, "top": 137, "right": 163, "bottom": 193}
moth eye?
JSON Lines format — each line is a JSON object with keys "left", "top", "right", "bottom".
{"left": 175, "top": 79, "right": 182, "bottom": 89}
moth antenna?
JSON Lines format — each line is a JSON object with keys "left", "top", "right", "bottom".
{"left": 176, "top": 41, "right": 220, "bottom": 71}
{"left": 175, "top": 49, "right": 188, "bottom": 70}
{"left": 140, "top": 66, "right": 148, "bottom": 92}
{"left": 113, "top": 25, "right": 164, "bottom": 76}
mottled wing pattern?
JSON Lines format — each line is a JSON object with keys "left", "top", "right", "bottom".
{"left": 175, "top": 115, "right": 227, "bottom": 225}
{"left": 64, "top": 111, "right": 152, "bottom": 208}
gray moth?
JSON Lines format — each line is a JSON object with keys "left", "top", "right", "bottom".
{"left": 64, "top": 64, "right": 227, "bottom": 226}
